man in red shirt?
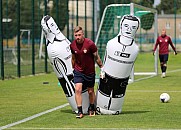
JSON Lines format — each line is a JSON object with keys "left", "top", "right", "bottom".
{"left": 70, "top": 26, "right": 103, "bottom": 118}
{"left": 153, "top": 29, "right": 177, "bottom": 78}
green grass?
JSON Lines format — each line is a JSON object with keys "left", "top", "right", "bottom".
{"left": 0, "top": 52, "right": 181, "bottom": 129}
{"left": 4, "top": 59, "right": 53, "bottom": 78}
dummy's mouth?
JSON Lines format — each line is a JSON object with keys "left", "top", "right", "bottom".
{"left": 126, "top": 32, "right": 131, "bottom": 34}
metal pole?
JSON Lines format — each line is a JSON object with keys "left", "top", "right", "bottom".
{"left": 71, "top": 1, "right": 74, "bottom": 40}
{"left": 130, "top": 3, "right": 134, "bottom": 15}
{"left": 76, "top": 0, "right": 78, "bottom": 26}
{"left": 17, "top": 0, "right": 21, "bottom": 78}
{"left": 85, "top": 0, "right": 87, "bottom": 38}
{"left": 6, "top": 0, "right": 9, "bottom": 48}
{"left": 94, "top": 0, "right": 98, "bottom": 41}
{"left": 92, "top": 0, "right": 95, "bottom": 41}
{"left": 32, "top": 0, "right": 35, "bottom": 75}
{"left": 130, "top": 3, "right": 134, "bottom": 82}
{"left": 154, "top": 12, "right": 158, "bottom": 75}
{"left": 66, "top": 0, "right": 69, "bottom": 39}
{"left": 174, "top": 0, "right": 176, "bottom": 47}
{"left": 44, "top": 0, "right": 48, "bottom": 73}
{"left": 0, "top": 0, "right": 4, "bottom": 80}
{"left": 56, "top": 0, "right": 59, "bottom": 23}
{"left": 38, "top": 0, "right": 41, "bottom": 44}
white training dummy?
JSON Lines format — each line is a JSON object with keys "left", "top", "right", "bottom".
{"left": 41, "top": 15, "right": 89, "bottom": 114}
{"left": 96, "top": 15, "right": 140, "bottom": 114}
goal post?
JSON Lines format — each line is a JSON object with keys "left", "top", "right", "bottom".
{"left": 95, "top": 3, "right": 158, "bottom": 82}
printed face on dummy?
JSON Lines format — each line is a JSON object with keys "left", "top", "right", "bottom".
{"left": 121, "top": 18, "right": 139, "bottom": 39}
{"left": 41, "top": 15, "right": 60, "bottom": 38}
{"left": 41, "top": 17, "right": 49, "bottom": 38}
{"left": 74, "top": 30, "right": 84, "bottom": 44}
{"left": 47, "top": 17, "right": 61, "bottom": 35}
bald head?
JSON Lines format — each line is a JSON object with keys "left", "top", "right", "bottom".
{"left": 161, "top": 29, "right": 166, "bottom": 37}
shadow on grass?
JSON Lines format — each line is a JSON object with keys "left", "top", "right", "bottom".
{"left": 60, "top": 109, "right": 75, "bottom": 114}
{"left": 121, "top": 110, "right": 150, "bottom": 114}
{"left": 60, "top": 108, "right": 150, "bottom": 115}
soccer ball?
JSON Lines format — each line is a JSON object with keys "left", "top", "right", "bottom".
{"left": 160, "top": 93, "right": 170, "bottom": 103}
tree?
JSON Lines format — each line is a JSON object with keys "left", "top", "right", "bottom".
{"left": 51, "top": 0, "right": 68, "bottom": 31}
{"left": 133, "top": 0, "right": 154, "bottom": 8}
{"left": 156, "top": 0, "right": 181, "bottom": 14}
{"left": 2, "top": 0, "right": 44, "bottom": 39}
{"left": 2, "top": 0, "right": 17, "bottom": 38}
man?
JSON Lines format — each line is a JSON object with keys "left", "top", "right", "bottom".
{"left": 70, "top": 26, "right": 103, "bottom": 118}
{"left": 153, "top": 29, "right": 177, "bottom": 78}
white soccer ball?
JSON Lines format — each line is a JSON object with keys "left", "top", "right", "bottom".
{"left": 160, "top": 93, "right": 170, "bottom": 103}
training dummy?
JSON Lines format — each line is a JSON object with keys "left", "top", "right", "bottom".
{"left": 41, "top": 15, "right": 89, "bottom": 113}
{"left": 96, "top": 15, "right": 140, "bottom": 114}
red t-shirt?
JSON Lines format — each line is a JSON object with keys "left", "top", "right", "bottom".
{"left": 153, "top": 35, "right": 176, "bottom": 55}
{"left": 70, "top": 38, "right": 97, "bottom": 75}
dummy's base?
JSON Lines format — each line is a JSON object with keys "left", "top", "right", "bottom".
{"left": 96, "top": 89, "right": 125, "bottom": 115}
{"left": 96, "top": 107, "right": 121, "bottom": 115}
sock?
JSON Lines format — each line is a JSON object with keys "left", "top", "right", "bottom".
{"left": 161, "top": 66, "right": 164, "bottom": 73}
{"left": 89, "top": 104, "right": 95, "bottom": 110}
{"left": 77, "top": 106, "right": 83, "bottom": 113}
{"left": 162, "top": 66, "right": 167, "bottom": 73}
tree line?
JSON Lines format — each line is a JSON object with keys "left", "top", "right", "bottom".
{"left": 2, "top": 0, "right": 181, "bottom": 39}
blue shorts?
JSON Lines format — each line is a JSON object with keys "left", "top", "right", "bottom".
{"left": 73, "top": 70, "right": 95, "bottom": 88}
{"left": 159, "top": 54, "right": 168, "bottom": 64}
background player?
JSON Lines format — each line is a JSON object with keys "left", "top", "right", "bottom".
{"left": 153, "top": 28, "right": 177, "bottom": 78}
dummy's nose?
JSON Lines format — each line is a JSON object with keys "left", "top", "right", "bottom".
{"left": 127, "top": 26, "right": 132, "bottom": 31}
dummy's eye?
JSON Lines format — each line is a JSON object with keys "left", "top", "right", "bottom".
{"left": 48, "top": 29, "right": 51, "bottom": 33}
{"left": 132, "top": 26, "right": 137, "bottom": 29}
{"left": 50, "top": 23, "right": 54, "bottom": 27}
{"left": 124, "top": 24, "right": 129, "bottom": 27}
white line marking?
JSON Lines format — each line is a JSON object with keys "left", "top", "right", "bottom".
{"left": 127, "top": 90, "right": 181, "bottom": 93}
{"left": 134, "top": 75, "right": 155, "bottom": 82}
{"left": 167, "top": 68, "right": 181, "bottom": 73}
{"left": 133, "top": 68, "right": 181, "bottom": 83}
{"left": 0, "top": 103, "right": 69, "bottom": 130}
{"left": 7, "top": 128, "right": 181, "bottom": 130}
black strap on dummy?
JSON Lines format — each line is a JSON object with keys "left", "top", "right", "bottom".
{"left": 98, "top": 73, "right": 129, "bottom": 98}
{"left": 118, "top": 35, "right": 134, "bottom": 46}
{"left": 46, "top": 37, "right": 65, "bottom": 46}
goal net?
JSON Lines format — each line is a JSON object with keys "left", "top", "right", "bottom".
{"left": 4, "top": 29, "right": 31, "bottom": 65}
{"left": 95, "top": 3, "right": 158, "bottom": 82}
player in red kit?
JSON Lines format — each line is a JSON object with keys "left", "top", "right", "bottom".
{"left": 70, "top": 26, "right": 103, "bottom": 118}
{"left": 153, "top": 29, "right": 177, "bottom": 78}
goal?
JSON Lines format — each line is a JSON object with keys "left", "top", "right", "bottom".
{"left": 4, "top": 29, "right": 31, "bottom": 65}
{"left": 95, "top": 3, "right": 158, "bottom": 82}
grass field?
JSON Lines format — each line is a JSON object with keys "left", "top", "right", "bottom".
{"left": 0, "top": 52, "right": 181, "bottom": 130}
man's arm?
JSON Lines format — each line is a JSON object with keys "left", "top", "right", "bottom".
{"left": 153, "top": 38, "right": 159, "bottom": 55}
{"left": 169, "top": 37, "right": 177, "bottom": 55}
{"left": 93, "top": 50, "right": 105, "bottom": 79}
{"left": 93, "top": 51, "right": 103, "bottom": 68}
{"left": 71, "top": 54, "right": 76, "bottom": 68}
